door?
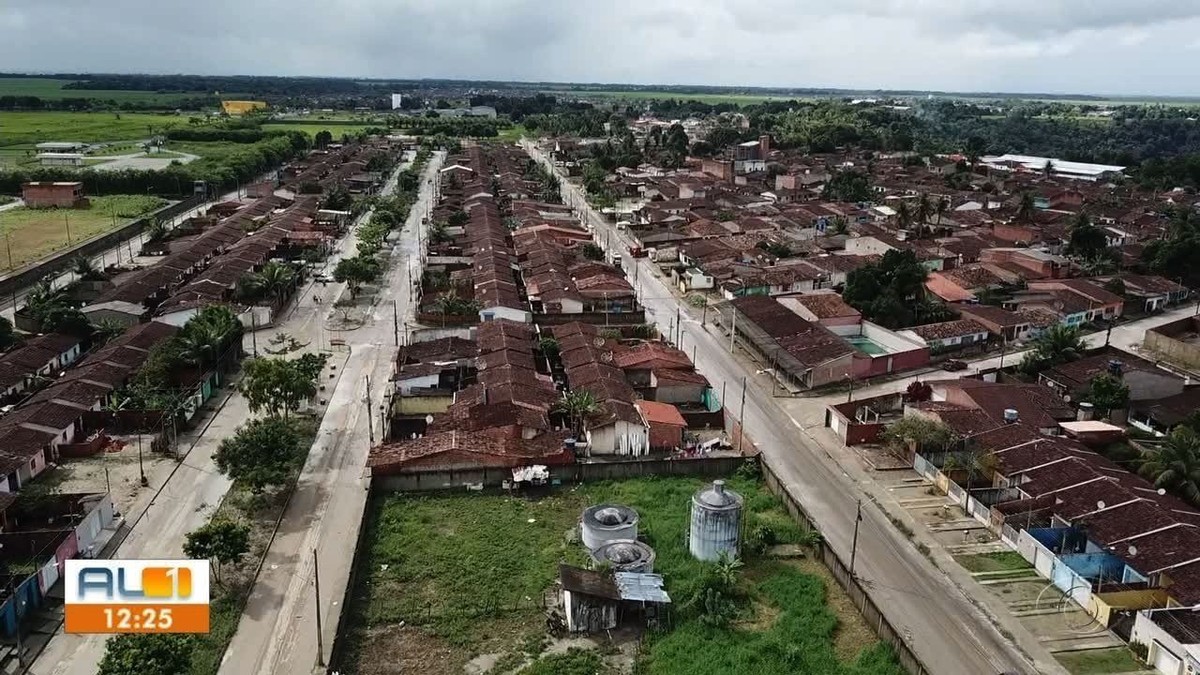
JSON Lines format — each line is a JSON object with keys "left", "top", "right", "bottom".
{"left": 1152, "top": 641, "right": 1181, "bottom": 675}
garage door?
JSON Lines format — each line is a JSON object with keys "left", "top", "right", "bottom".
{"left": 1152, "top": 641, "right": 1181, "bottom": 674}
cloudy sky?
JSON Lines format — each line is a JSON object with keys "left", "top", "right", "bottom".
{"left": 3, "top": 0, "right": 1199, "bottom": 96}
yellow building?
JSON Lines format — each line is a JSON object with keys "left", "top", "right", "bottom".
{"left": 221, "top": 100, "right": 267, "bottom": 115}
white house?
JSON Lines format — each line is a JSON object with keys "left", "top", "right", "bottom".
{"left": 1131, "top": 607, "right": 1200, "bottom": 675}
{"left": 585, "top": 401, "right": 649, "bottom": 457}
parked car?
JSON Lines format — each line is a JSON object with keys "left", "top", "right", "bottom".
{"left": 942, "top": 359, "right": 968, "bottom": 371}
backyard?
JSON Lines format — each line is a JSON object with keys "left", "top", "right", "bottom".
{"left": 338, "top": 473, "right": 902, "bottom": 675}
{"left": 0, "top": 194, "right": 167, "bottom": 270}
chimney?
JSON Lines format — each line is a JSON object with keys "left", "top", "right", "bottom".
{"left": 1077, "top": 402, "right": 1095, "bottom": 421}
{"left": 1003, "top": 409, "right": 1019, "bottom": 424}
{"left": 759, "top": 134, "right": 771, "bottom": 160}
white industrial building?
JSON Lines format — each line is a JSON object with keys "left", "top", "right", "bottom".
{"left": 980, "top": 154, "right": 1126, "bottom": 182}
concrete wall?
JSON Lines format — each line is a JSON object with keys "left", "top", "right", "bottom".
{"left": 1132, "top": 609, "right": 1191, "bottom": 674}
{"left": 370, "top": 455, "right": 750, "bottom": 492}
{"left": 1090, "top": 588, "right": 1169, "bottom": 628}
{"left": 1144, "top": 317, "right": 1200, "bottom": 371}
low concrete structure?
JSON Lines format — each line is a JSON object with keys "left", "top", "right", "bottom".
{"left": 21, "top": 181, "right": 87, "bottom": 208}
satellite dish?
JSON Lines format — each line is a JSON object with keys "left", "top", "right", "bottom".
{"left": 1158, "top": 488, "right": 1167, "bottom": 496}
{"left": 425, "top": 414, "right": 434, "bottom": 424}
{"left": 1128, "top": 545, "right": 1138, "bottom": 557}
{"left": 1096, "top": 501, "right": 1106, "bottom": 510}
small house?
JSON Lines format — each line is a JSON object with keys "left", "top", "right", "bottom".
{"left": 558, "top": 564, "right": 670, "bottom": 634}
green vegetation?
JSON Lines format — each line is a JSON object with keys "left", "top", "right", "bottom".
{"left": 0, "top": 194, "right": 166, "bottom": 270}
{"left": 546, "top": 89, "right": 794, "bottom": 105}
{"left": 98, "top": 634, "right": 197, "bottom": 675}
{"left": 261, "top": 123, "right": 378, "bottom": 138}
{"left": 953, "top": 552, "right": 1032, "bottom": 574}
{"left": 215, "top": 416, "right": 311, "bottom": 494}
{"left": 0, "top": 111, "right": 190, "bottom": 146}
{"left": 340, "top": 475, "right": 899, "bottom": 675}
{"left": 237, "top": 353, "right": 328, "bottom": 420}
{"left": 1054, "top": 646, "right": 1146, "bottom": 675}
{"left": 1139, "top": 426, "right": 1200, "bottom": 508}
{"left": 1019, "top": 324, "right": 1088, "bottom": 375}
{"left": 842, "top": 250, "right": 950, "bottom": 328}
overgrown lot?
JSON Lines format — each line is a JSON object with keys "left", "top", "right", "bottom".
{"left": 339, "top": 474, "right": 902, "bottom": 675}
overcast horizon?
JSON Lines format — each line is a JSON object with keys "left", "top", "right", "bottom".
{"left": 4, "top": 0, "right": 1200, "bottom": 98}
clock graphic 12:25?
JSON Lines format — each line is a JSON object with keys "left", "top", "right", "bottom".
{"left": 64, "top": 560, "right": 210, "bottom": 634}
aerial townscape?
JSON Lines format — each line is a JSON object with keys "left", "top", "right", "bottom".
{"left": 4, "top": 4, "right": 1200, "bottom": 675}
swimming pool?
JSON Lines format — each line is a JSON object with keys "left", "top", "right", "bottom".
{"left": 845, "top": 336, "right": 888, "bottom": 356}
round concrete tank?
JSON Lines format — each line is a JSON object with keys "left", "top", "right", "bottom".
{"left": 591, "top": 539, "right": 656, "bottom": 573}
{"left": 581, "top": 504, "right": 639, "bottom": 551}
{"left": 689, "top": 479, "right": 743, "bottom": 562}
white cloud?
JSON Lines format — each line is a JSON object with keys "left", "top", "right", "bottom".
{"left": 0, "top": 0, "right": 1199, "bottom": 95}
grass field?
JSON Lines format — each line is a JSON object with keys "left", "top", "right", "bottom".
{"left": 260, "top": 123, "right": 378, "bottom": 138}
{"left": 1054, "top": 646, "right": 1147, "bottom": 675}
{"left": 953, "top": 551, "right": 1032, "bottom": 574}
{"left": 0, "top": 77, "right": 227, "bottom": 105}
{"left": 0, "top": 111, "right": 193, "bottom": 146}
{"left": 340, "top": 474, "right": 900, "bottom": 675}
{"left": 0, "top": 194, "right": 166, "bottom": 270}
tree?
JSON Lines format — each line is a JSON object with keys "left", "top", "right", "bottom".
{"left": 895, "top": 201, "right": 912, "bottom": 231}
{"left": 184, "top": 519, "right": 250, "bottom": 584}
{"left": 98, "top": 634, "right": 196, "bottom": 675}
{"left": 239, "top": 355, "right": 325, "bottom": 418}
{"left": 177, "top": 306, "right": 243, "bottom": 369}
{"left": 42, "top": 305, "right": 93, "bottom": 338}
{"left": 934, "top": 197, "right": 949, "bottom": 228}
{"left": 1086, "top": 373, "right": 1130, "bottom": 415}
{"left": 579, "top": 242, "right": 605, "bottom": 261}
{"left": 553, "top": 390, "right": 603, "bottom": 436}
{"left": 90, "top": 318, "right": 127, "bottom": 346}
{"left": 1042, "top": 159, "right": 1055, "bottom": 179}
{"left": 538, "top": 337, "right": 560, "bottom": 358}
{"left": 914, "top": 193, "right": 932, "bottom": 237}
{"left": 1139, "top": 427, "right": 1200, "bottom": 507}
{"left": 823, "top": 169, "right": 872, "bottom": 203}
{"left": 942, "top": 447, "right": 999, "bottom": 489}
{"left": 72, "top": 255, "right": 105, "bottom": 281}
{"left": 880, "top": 417, "right": 956, "bottom": 454}
{"left": 0, "top": 316, "right": 16, "bottom": 351}
{"left": 447, "top": 210, "right": 469, "bottom": 226}
{"left": 1104, "top": 277, "right": 1127, "bottom": 297}
{"left": 842, "top": 250, "right": 929, "bottom": 328}
{"left": 1016, "top": 192, "right": 1037, "bottom": 223}
{"left": 432, "top": 292, "right": 480, "bottom": 323}
{"left": 904, "top": 381, "right": 933, "bottom": 403}
{"left": 1064, "top": 213, "right": 1109, "bottom": 260}
{"left": 256, "top": 261, "right": 297, "bottom": 306}
{"left": 214, "top": 417, "right": 306, "bottom": 493}
{"left": 334, "top": 256, "right": 380, "bottom": 299}
{"left": 314, "top": 129, "right": 333, "bottom": 149}
{"left": 1019, "top": 324, "right": 1087, "bottom": 374}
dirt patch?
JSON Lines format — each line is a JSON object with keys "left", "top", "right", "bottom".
{"left": 356, "top": 624, "right": 462, "bottom": 675}
{"left": 737, "top": 598, "right": 782, "bottom": 632}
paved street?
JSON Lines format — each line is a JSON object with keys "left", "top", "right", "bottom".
{"left": 216, "top": 151, "right": 444, "bottom": 675}
{"left": 30, "top": 153, "right": 442, "bottom": 675}
{"left": 524, "top": 140, "right": 1048, "bottom": 675}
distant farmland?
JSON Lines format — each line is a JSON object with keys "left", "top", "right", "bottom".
{"left": 0, "top": 111, "right": 192, "bottom": 146}
{"left": 0, "top": 77, "right": 222, "bottom": 105}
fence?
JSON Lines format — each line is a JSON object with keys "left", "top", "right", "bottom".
{"left": 761, "top": 458, "right": 930, "bottom": 675}
{"left": 0, "top": 194, "right": 206, "bottom": 303}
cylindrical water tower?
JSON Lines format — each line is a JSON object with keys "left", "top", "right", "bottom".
{"left": 689, "top": 480, "right": 744, "bottom": 562}
{"left": 580, "top": 504, "right": 639, "bottom": 551}
{"left": 591, "top": 539, "right": 657, "bottom": 573}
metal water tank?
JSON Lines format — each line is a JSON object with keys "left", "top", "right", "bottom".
{"left": 591, "top": 539, "right": 656, "bottom": 573}
{"left": 689, "top": 480, "right": 744, "bottom": 562}
{"left": 580, "top": 504, "right": 639, "bottom": 551}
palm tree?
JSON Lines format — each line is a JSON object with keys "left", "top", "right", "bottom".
{"left": 1016, "top": 192, "right": 1037, "bottom": 224}
{"left": 1139, "top": 427, "right": 1200, "bottom": 507}
{"left": 830, "top": 215, "right": 849, "bottom": 236}
{"left": 914, "top": 194, "right": 932, "bottom": 238}
{"left": 257, "top": 261, "right": 297, "bottom": 307}
{"left": 1042, "top": 160, "right": 1055, "bottom": 179}
{"left": 1021, "top": 324, "right": 1087, "bottom": 374}
{"left": 934, "top": 197, "right": 949, "bottom": 229}
{"left": 179, "top": 305, "right": 243, "bottom": 368}
{"left": 553, "top": 389, "right": 603, "bottom": 436}
{"left": 91, "top": 318, "right": 127, "bottom": 345}
{"left": 896, "top": 201, "right": 913, "bottom": 232}
{"left": 72, "top": 256, "right": 105, "bottom": 282}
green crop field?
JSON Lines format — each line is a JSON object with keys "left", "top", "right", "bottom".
{"left": 0, "top": 111, "right": 195, "bottom": 147}
{"left": 339, "top": 474, "right": 901, "bottom": 675}
{"left": 0, "top": 77, "right": 227, "bottom": 105}
{"left": 0, "top": 194, "right": 166, "bottom": 270}
{"left": 260, "top": 123, "right": 377, "bottom": 138}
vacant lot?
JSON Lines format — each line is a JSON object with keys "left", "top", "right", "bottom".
{"left": 0, "top": 194, "right": 166, "bottom": 270}
{"left": 0, "top": 111, "right": 193, "bottom": 147}
{"left": 261, "top": 122, "right": 378, "bottom": 139}
{"left": 953, "top": 551, "right": 1032, "bottom": 574}
{"left": 340, "top": 474, "right": 901, "bottom": 675}
{"left": 1054, "top": 646, "right": 1147, "bottom": 675}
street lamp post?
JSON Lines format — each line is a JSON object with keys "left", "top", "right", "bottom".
{"left": 138, "top": 432, "right": 148, "bottom": 487}
{"left": 849, "top": 499, "right": 863, "bottom": 577}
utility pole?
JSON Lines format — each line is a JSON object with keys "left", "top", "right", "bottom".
{"left": 850, "top": 499, "right": 863, "bottom": 577}
{"left": 729, "top": 307, "right": 737, "bottom": 354}
{"left": 250, "top": 312, "right": 258, "bottom": 357}
{"left": 138, "top": 432, "right": 148, "bottom": 487}
{"left": 313, "top": 548, "right": 325, "bottom": 667}
{"left": 675, "top": 306, "right": 681, "bottom": 344}
{"left": 392, "top": 299, "right": 400, "bottom": 347}
{"left": 846, "top": 374, "right": 855, "bottom": 403}
{"left": 364, "top": 375, "right": 375, "bottom": 445}
{"left": 737, "top": 375, "right": 747, "bottom": 454}
{"left": 64, "top": 213, "right": 73, "bottom": 246}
